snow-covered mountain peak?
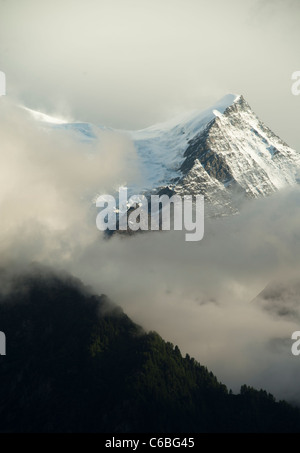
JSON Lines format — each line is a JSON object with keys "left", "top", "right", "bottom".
{"left": 19, "top": 94, "right": 300, "bottom": 216}
{"left": 174, "top": 94, "right": 300, "bottom": 214}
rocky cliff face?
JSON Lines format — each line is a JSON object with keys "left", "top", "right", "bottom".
{"left": 157, "top": 95, "right": 300, "bottom": 215}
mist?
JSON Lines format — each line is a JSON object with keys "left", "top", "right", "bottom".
{"left": 0, "top": 98, "right": 300, "bottom": 402}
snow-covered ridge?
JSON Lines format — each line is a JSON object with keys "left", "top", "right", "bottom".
{"left": 23, "top": 93, "right": 241, "bottom": 132}
{"left": 22, "top": 106, "right": 70, "bottom": 125}
{"left": 130, "top": 94, "right": 240, "bottom": 136}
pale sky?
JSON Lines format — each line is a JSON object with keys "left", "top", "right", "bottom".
{"left": 0, "top": 0, "right": 299, "bottom": 150}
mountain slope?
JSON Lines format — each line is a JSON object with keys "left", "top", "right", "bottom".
{"left": 172, "top": 96, "right": 300, "bottom": 214}
{"left": 0, "top": 267, "right": 299, "bottom": 433}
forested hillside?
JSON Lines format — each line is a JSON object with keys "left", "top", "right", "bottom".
{"left": 0, "top": 269, "right": 299, "bottom": 433}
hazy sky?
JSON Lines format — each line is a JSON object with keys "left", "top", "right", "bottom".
{"left": 0, "top": 0, "right": 299, "bottom": 149}
{"left": 1, "top": 0, "right": 300, "bottom": 403}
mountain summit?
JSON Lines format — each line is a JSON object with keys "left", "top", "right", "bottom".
{"left": 24, "top": 95, "right": 300, "bottom": 215}
{"left": 130, "top": 94, "right": 300, "bottom": 215}
{"left": 167, "top": 95, "right": 300, "bottom": 212}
